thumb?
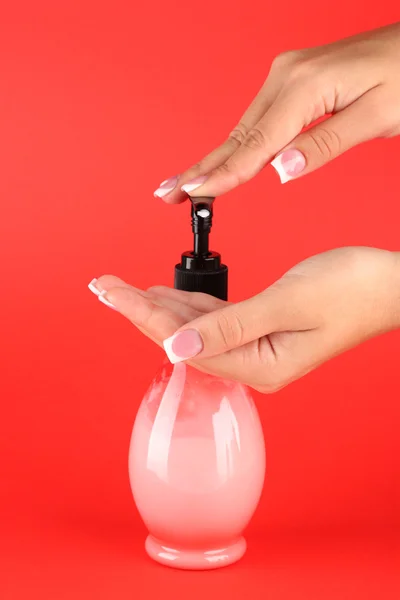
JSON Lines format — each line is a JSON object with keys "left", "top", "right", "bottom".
{"left": 271, "top": 86, "right": 385, "bottom": 183}
{"left": 162, "top": 283, "right": 304, "bottom": 363}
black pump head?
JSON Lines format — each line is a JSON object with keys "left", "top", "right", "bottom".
{"left": 174, "top": 196, "right": 228, "bottom": 301}
{"left": 190, "top": 197, "right": 214, "bottom": 257}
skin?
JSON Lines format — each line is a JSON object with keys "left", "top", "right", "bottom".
{"left": 94, "top": 248, "right": 400, "bottom": 393}
{"left": 156, "top": 22, "right": 400, "bottom": 200}
{"left": 92, "top": 24, "right": 400, "bottom": 393}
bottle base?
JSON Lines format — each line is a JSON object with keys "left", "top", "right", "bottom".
{"left": 145, "top": 535, "right": 247, "bottom": 570}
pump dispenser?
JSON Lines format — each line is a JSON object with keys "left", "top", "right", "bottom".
{"left": 128, "top": 197, "right": 266, "bottom": 570}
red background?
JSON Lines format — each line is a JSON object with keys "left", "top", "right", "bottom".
{"left": 1, "top": 2, "right": 399, "bottom": 598}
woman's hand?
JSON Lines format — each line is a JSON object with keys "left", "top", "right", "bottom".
{"left": 154, "top": 23, "right": 400, "bottom": 202}
{"left": 89, "top": 247, "right": 400, "bottom": 393}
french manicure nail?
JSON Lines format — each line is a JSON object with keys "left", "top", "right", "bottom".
{"left": 88, "top": 278, "right": 103, "bottom": 296}
{"left": 163, "top": 329, "right": 203, "bottom": 364}
{"left": 181, "top": 175, "right": 208, "bottom": 194}
{"left": 98, "top": 290, "right": 117, "bottom": 311}
{"left": 154, "top": 175, "right": 179, "bottom": 198}
{"left": 271, "top": 149, "right": 306, "bottom": 184}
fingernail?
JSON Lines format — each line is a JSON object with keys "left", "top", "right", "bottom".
{"left": 271, "top": 149, "right": 306, "bottom": 183}
{"left": 154, "top": 175, "right": 179, "bottom": 198}
{"left": 181, "top": 175, "right": 208, "bottom": 195}
{"left": 98, "top": 290, "right": 117, "bottom": 311}
{"left": 88, "top": 278, "right": 103, "bottom": 297}
{"left": 163, "top": 329, "right": 203, "bottom": 364}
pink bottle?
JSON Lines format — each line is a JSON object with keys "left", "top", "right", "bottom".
{"left": 129, "top": 196, "right": 266, "bottom": 569}
{"left": 129, "top": 361, "right": 265, "bottom": 569}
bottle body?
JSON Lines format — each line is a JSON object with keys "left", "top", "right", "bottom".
{"left": 129, "top": 362, "right": 265, "bottom": 570}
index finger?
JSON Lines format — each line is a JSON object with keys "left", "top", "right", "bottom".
{"left": 185, "top": 86, "right": 311, "bottom": 198}
{"left": 156, "top": 74, "right": 283, "bottom": 204}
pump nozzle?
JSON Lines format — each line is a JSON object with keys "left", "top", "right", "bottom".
{"left": 174, "top": 196, "right": 228, "bottom": 300}
{"left": 191, "top": 197, "right": 214, "bottom": 258}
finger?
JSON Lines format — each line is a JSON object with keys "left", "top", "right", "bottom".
{"left": 102, "top": 286, "right": 187, "bottom": 344}
{"left": 96, "top": 282, "right": 316, "bottom": 392}
{"left": 94, "top": 283, "right": 266, "bottom": 386}
{"left": 182, "top": 85, "right": 312, "bottom": 198}
{"left": 90, "top": 275, "right": 134, "bottom": 294}
{"left": 155, "top": 72, "right": 285, "bottom": 204}
{"left": 196, "top": 330, "right": 317, "bottom": 393}
{"left": 270, "top": 85, "right": 388, "bottom": 183}
{"left": 162, "top": 276, "right": 318, "bottom": 363}
{"left": 147, "top": 286, "right": 229, "bottom": 312}
{"left": 97, "top": 282, "right": 324, "bottom": 393}
{"left": 92, "top": 277, "right": 201, "bottom": 322}
{"left": 89, "top": 278, "right": 178, "bottom": 346}
{"left": 89, "top": 275, "right": 152, "bottom": 310}
{"left": 95, "top": 282, "right": 305, "bottom": 391}
{"left": 146, "top": 288, "right": 203, "bottom": 322}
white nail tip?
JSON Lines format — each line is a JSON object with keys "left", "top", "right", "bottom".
{"left": 88, "top": 278, "right": 101, "bottom": 296}
{"left": 163, "top": 335, "right": 182, "bottom": 364}
{"left": 270, "top": 155, "right": 292, "bottom": 184}
{"left": 154, "top": 186, "right": 175, "bottom": 198}
{"left": 98, "top": 290, "right": 117, "bottom": 310}
{"left": 181, "top": 183, "right": 203, "bottom": 193}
